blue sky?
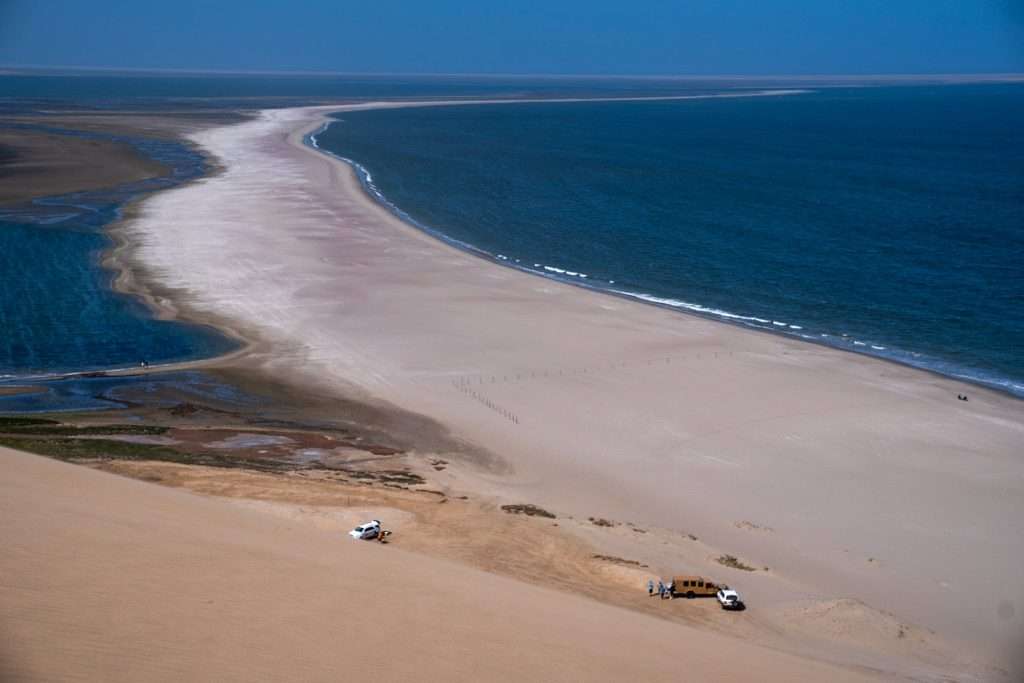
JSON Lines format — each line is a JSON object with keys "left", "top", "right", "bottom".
{"left": 1, "top": 1, "right": 1021, "bottom": 75}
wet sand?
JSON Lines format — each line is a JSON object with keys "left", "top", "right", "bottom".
{"left": 116, "top": 101, "right": 1024, "bottom": 679}
{"left": 0, "top": 111, "right": 249, "bottom": 205}
{"left": 0, "top": 129, "right": 166, "bottom": 205}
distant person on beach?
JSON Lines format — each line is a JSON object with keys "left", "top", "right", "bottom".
{"left": 657, "top": 581, "right": 665, "bottom": 598}
{"left": 648, "top": 579, "right": 654, "bottom": 596}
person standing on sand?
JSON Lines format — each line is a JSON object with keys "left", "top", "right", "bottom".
{"left": 657, "top": 581, "right": 665, "bottom": 599}
{"left": 648, "top": 579, "right": 654, "bottom": 596}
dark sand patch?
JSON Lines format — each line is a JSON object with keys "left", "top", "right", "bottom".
{"left": 0, "top": 386, "right": 46, "bottom": 397}
{"left": 0, "top": 129, "right": 166, "bottom": 205}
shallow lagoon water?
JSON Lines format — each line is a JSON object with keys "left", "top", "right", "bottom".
{"left": 0, "top": 371, "right": 258, "bottom": 414}
{"left": 0, "top": 126, "right": 238, "bottom": 378}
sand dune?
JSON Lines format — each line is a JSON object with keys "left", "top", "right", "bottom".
{"left": 1, "top": 446, "right": 884, "bottom": 682}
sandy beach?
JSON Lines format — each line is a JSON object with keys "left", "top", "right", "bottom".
{"left": 36, "top": 97, "right": 1017, "bottom": 679}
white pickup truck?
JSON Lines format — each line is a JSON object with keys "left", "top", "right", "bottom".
{"left": 716, "top": 588, "right": 744, "bottom": 610}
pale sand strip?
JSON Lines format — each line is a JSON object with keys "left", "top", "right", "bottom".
{"left": 123, "top": 100, "right": 1024, "bottom": 671}
{"left": 0, "top": 446, "right": 882, "bottom": 682}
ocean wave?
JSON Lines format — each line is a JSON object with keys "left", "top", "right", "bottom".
{"left": 540, "top": 264, "right": 589, "bottom": 279}
{"left": 608, "top": 290, "right": 774, "bottom": 325}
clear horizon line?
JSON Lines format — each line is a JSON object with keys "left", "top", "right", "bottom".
{"left": 2, "top": 64, "right": 1024, "bottom": 81}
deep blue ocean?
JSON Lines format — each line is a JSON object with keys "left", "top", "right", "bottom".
{"left": 315, "top": 85, "right": 1024, "bottom": 396}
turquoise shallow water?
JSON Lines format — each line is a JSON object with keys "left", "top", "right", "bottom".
{"left": 315, "top": 85, "right": 1024, "bottom": 396}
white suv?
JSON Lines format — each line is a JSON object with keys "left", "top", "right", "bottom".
{"left": 716, "top": 588, "right": 744, "bottom": 610}
{"left": 349, "top": 520, "right": 381, "bottom": 540}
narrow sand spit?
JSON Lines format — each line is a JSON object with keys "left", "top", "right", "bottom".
{"left": 123, "top": 100, "right": 1024, "bottom": 674}
{"left": 0, "top": 447, "right": 881, "bottom": 682}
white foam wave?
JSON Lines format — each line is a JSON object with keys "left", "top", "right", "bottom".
{"left": 610, "top": 290, "right": 773, "bottom": 325}
{"left": 540, "top": 265, "right": 588, "bottom": 279}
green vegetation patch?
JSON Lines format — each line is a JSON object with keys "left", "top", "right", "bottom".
{"left": 0, "top": 416, "right": 61, "bottom": 428}
{"left": 0, "top": 436, "right": 182, "bottom": 462}
{"left": 0, "top": 423, "right": 169, "bottom": 436}
{"left": 0, "top": 436, "right": 287, "bottom": 473}
{"left": 377, "top": 470, "right": 426, "bottom": 485}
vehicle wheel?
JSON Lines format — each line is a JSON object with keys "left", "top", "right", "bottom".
{"left": 686, "top": 591, "right": 695, "bottom": 599}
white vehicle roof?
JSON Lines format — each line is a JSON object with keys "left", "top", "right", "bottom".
{"left": 720, "top": 589, "right": 741, "bottom": 597}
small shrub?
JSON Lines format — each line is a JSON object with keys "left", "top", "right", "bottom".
{"left": 717, "top": 554, "right": 756, "bottom": 571}
{"left": 501, "top": 504, "right": 556, "bottom": 519}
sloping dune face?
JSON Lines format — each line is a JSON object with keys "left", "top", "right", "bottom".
{"left": 0, "top": 447, "right": 876, "bottom": 682}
